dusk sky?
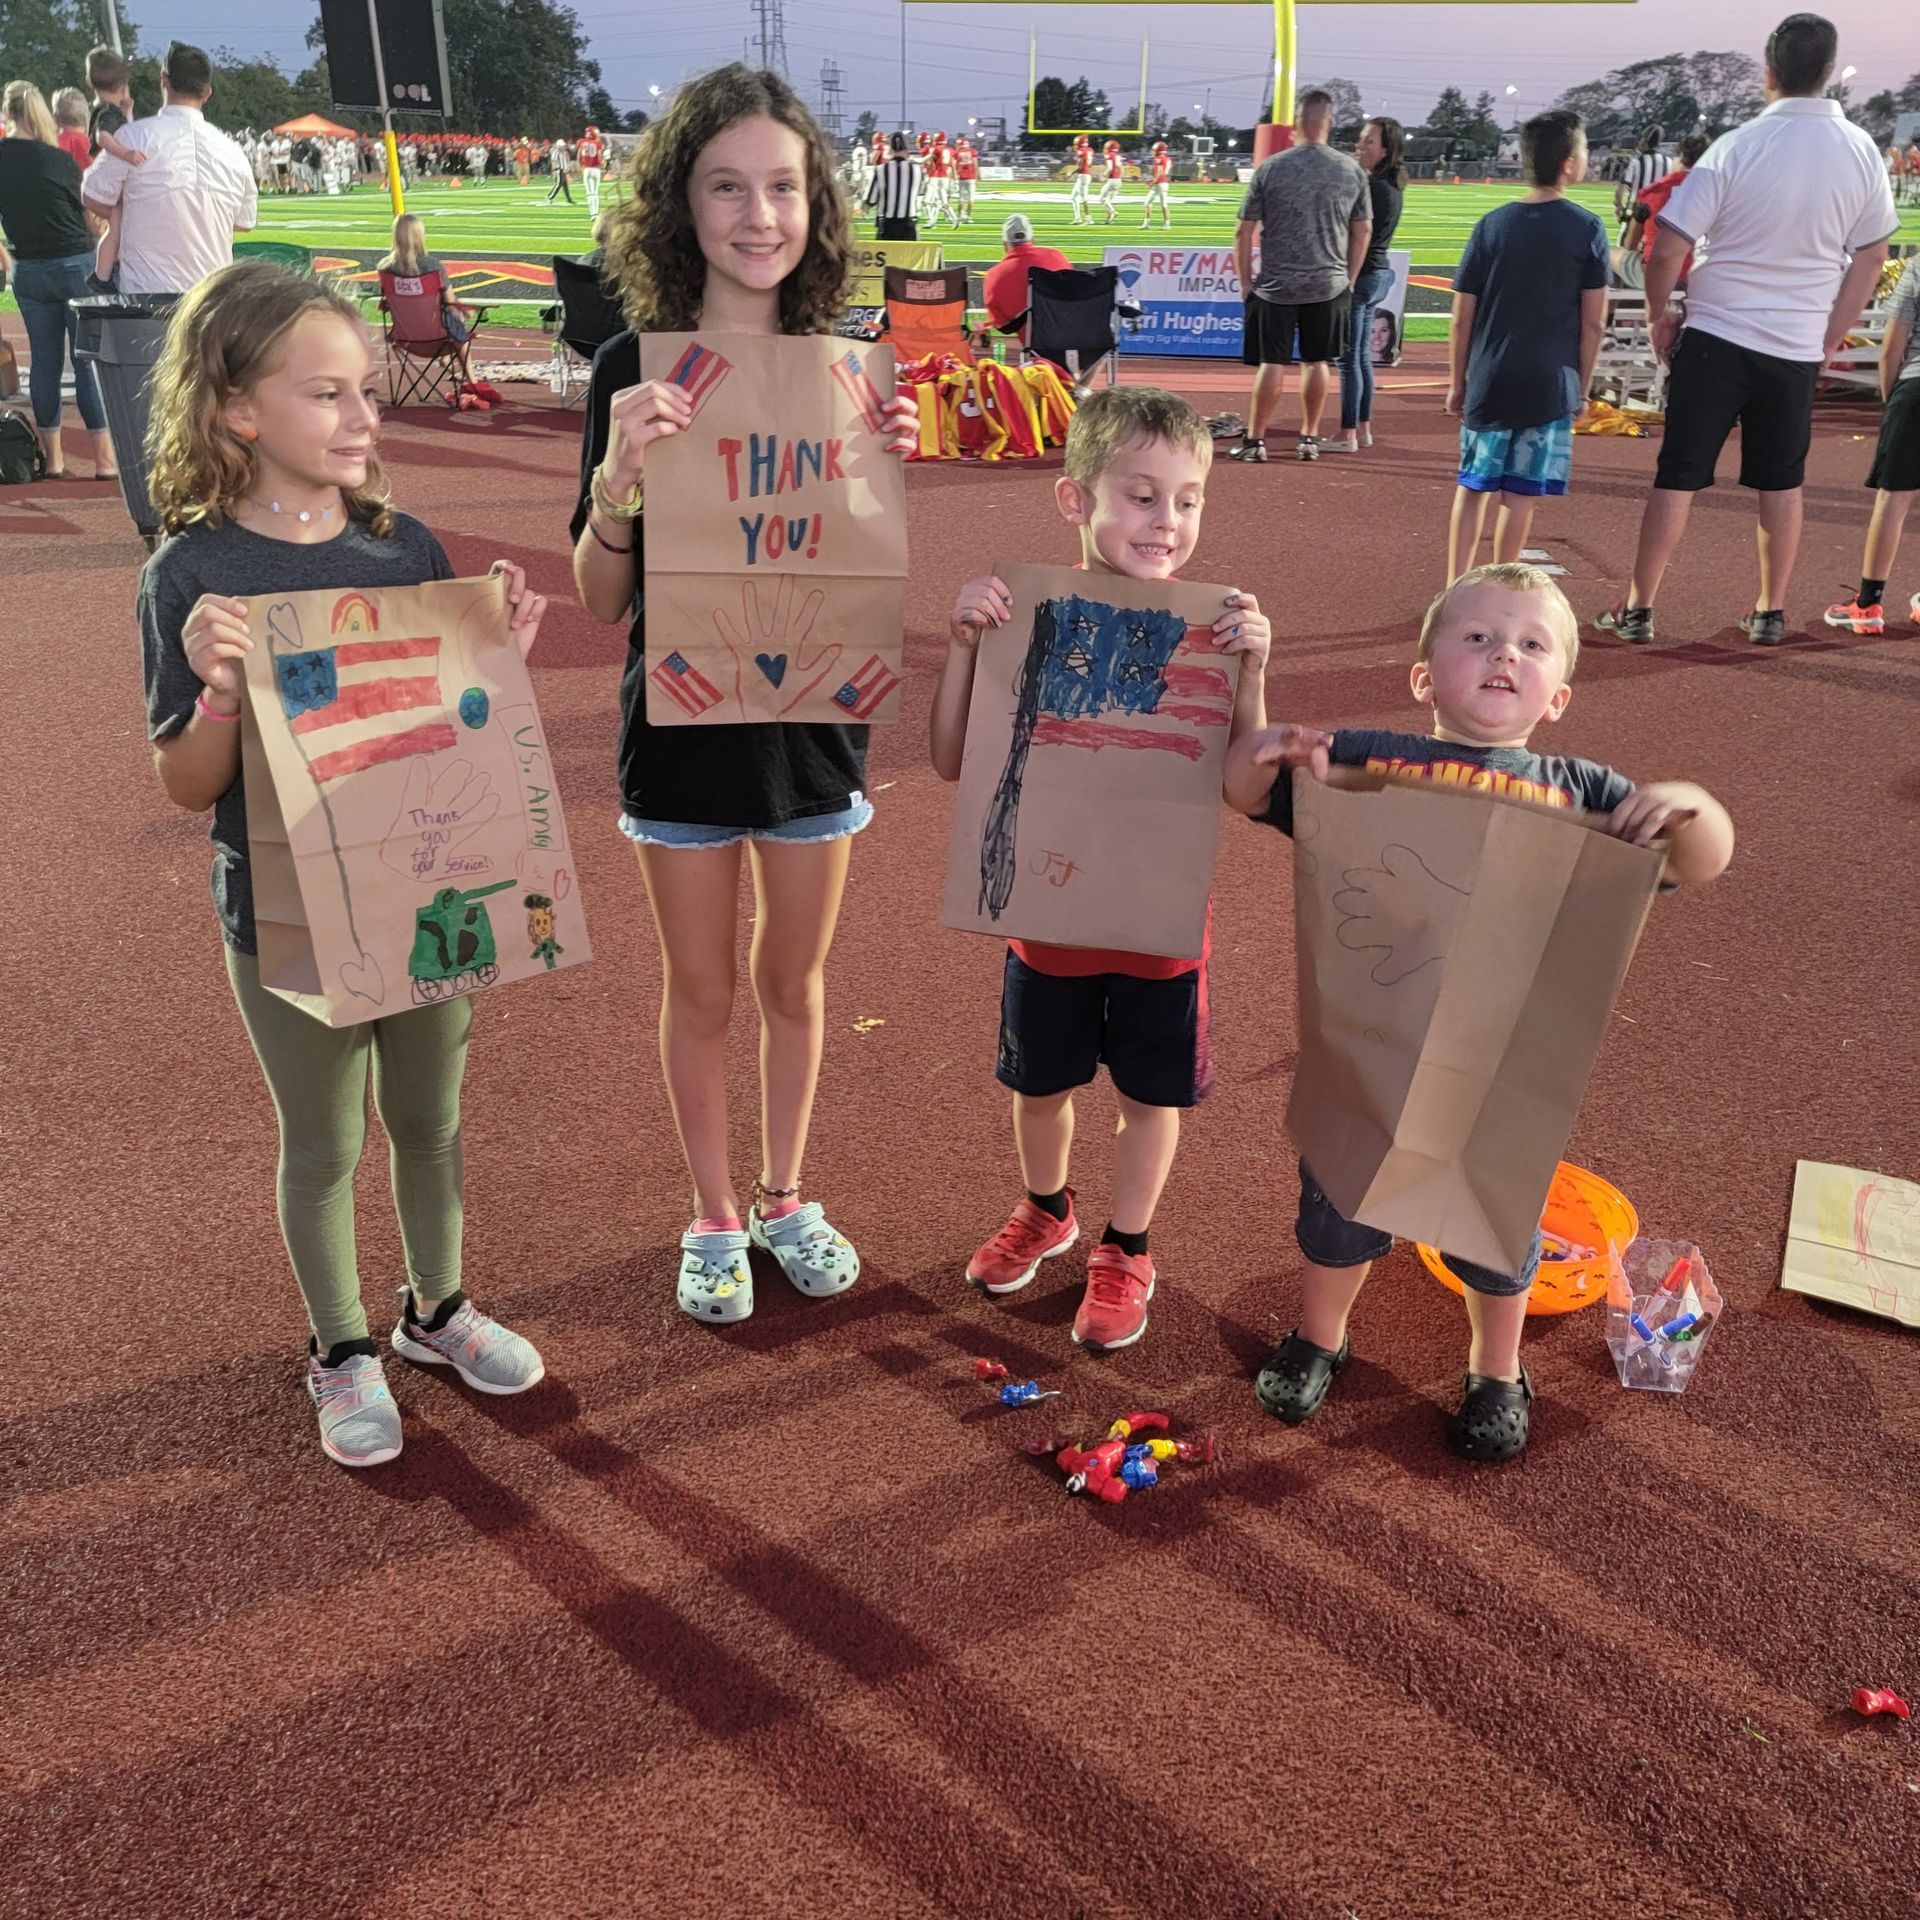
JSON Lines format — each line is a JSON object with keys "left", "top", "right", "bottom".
{"left": 155, "top": 0, "right": 1913, "bottom": 130}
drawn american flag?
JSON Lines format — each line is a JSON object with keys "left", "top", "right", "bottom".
{"left": 831, "top": 349, "right": 888, "bottom": 434}
{"left": 832, "top": 653, "right": 900, "bottom": 719}
{"left": 665, "top": 341, "right": 733, "bottom": 419}
{"left": 650, "top": 650, "right": 724, "bottom": 718}
{"left": 277, "top": 637, "right": 456, "bottom": 785}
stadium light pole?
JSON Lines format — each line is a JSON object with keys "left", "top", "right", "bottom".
{"left": 899, "top": 2, "right": 907, "bottom": 128}
{"left": 98, "top": 0, "right": 124, "bottom": 58}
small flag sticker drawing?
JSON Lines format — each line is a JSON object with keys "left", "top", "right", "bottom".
{"left": 831, "top": 349, "right": 887, "bottom": 434}
{"left": 665, "top": 341, "right": 734, "bottom": 419}
{"left": 650, "top": 650, "right": 724, "bottom": 718}
{"left": 268, "top": 598, "right": 456, "bottom": 786}
{"left": 833, "top": 653, "right": 901, "bottom": 720}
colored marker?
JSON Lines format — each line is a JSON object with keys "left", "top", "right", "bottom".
{"left": 1659, "top": 1314, "right": 1699, "bottom": 1341}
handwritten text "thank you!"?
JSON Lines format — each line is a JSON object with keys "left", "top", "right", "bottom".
{"left": 717, "top": 433, "right": 846, "bottom": 567}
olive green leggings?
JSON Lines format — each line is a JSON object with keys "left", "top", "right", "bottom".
{"left": 226, "top": 947, "right": 472, "bottom": 1350}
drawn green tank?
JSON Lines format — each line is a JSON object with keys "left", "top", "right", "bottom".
{"left": 409, "top": 879, "right": 517, "bottom": 997}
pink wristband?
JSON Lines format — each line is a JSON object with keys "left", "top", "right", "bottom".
{"left": 195, "top": 689, "right": 241, "bottom": 724}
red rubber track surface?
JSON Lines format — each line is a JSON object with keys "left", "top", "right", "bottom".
{"left": 5, "top": 346, "right": 1917, "bottom": 1920}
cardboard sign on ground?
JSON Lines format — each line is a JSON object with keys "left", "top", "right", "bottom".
{"left": 1780, "top": 1160, "right": 1920, "bottom": 1327}
{"left": 241, "top": 575, "right": 590, "bottom": 1027}
{"left": 940, "top": 563, "right": 1239, "bottom": 958}
{"left": 1286, "top": 767, "right": 1664, "bottom": 1276}
{"left": 640, "top": 331, "right": 908, "bottom": 726}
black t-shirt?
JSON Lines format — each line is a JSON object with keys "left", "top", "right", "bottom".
{"left": 139, "top": 512, "right": 456, "bottom": 953}
{"left": 1361, "top": 173, "right": 1404, "bottom": 275}
{"left": 0, "top": 138, "right": 91, "bottom": 261}
{"left": 571, "top": 330, "right": 868, "bottom": 829}
{"left": 87, "top": 100, "right": 127, "bottom": 156}
{"left": 1260, "top": 727, "right": 1634, "bottom": 836}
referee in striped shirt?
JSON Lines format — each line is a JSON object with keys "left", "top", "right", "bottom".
{"left": 1615, "top": 127, "right": 1668, "bottom": 237}
{"left": 867, "top": 133, "right": 919, "bottom": 240}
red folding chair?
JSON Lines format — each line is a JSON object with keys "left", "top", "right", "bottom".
{"left": 377, "top": 269, "right": 478, "bottom": 407}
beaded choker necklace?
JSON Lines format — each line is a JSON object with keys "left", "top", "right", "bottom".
{"left": 242, "top": 496, "right": 339, "bottom": 525}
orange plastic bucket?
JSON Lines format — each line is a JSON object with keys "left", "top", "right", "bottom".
{"left": 1418, "top": 1161, "right": 1637, "bottom": 1315}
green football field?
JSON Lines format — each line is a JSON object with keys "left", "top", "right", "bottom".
{"left": 246, "top": 174, "right": 1920, "bottom": 271}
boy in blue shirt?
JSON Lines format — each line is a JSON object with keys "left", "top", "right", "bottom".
{"left": 1445, "top": 110, "right": 1609, "bottom": 582}
{"left": 1225, "top": 561, "right": 1734, "bottom": 1460}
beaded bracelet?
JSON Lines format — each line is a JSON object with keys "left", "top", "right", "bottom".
{"left": 591, "top": 464, "right": 644, "bottom": 522}
{"left": 195, "top": 689, "right": 241, "bottom": 724}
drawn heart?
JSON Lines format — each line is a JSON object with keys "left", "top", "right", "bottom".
{"left": 754, "top": 652, "right": 788, "bottom": 688}
{"left": 340, "top": 952, "right": 386, "bottom": 1005}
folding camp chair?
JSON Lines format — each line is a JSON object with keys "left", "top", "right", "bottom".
{"left": 377, "top": 269, "right": 481, "bottom": 408}
{"left": 883, "top": 264, "right": 974, "bottom": 367}
{"left": 1012, "top": 266, "right": 1142, "bottom": 393}
{"left": 545, "top": 254, "right": 627, "bottom": 406}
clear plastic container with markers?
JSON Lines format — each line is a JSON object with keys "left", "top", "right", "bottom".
{"left": 1605, "top": 1238, "right": 1723, "bottom": 1394}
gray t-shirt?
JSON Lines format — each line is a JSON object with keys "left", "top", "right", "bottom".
{"left": 1239, "top": 143, "right": 1371, "bottom": 304}
{"left": 1890, "top": 257, "right": 1920, "bottom": 383}
{"left": 139, "top": 512, "right": 455, "bottom": 953}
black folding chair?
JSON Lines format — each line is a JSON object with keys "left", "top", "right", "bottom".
{"left": 1008, "top": 265, "right": 1142, "bottom": 393}
{"left": 546, "top": 254, "right": 627, "bottom": 406}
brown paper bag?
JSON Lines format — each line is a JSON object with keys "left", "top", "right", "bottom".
{"left": 940, "top": 563, "right": 1239, "bottom": 958}
{"left": 1286, "top": 767, "right": 1664, "bottom": 1275}
{"left": 240, "top": 575, "right": 591, "bottom": 1027}
{"left": 639, "top": 331, "right": 908, "bottom": 725}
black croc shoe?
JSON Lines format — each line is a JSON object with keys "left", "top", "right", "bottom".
{"left": 1446, "top": 1366, "right": 1534, "bottom": 1461}
{"left": 1255, "top": 1330, "right": 1351, "bottom": 1425}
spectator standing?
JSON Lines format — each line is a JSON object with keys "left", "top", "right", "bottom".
{"left": 1326, "top": 115, "right": 1406, "bottom": 454}
{"left": 1611, "top": 131, "right": 1708, "bottom": 288}
{"left": 82, "top": 43, "right": 258, "bottom": 298}
{"left": 85, "top": 45, "right": 134, "bottom": 157}
{"left": 50, "top": 90, "right": 92, "bottom": 171}
{"left": 981, "top": 213, "right": 1071, "bottom": 348}
{"left": 1615, "top": 126, "right": 1668, "bottom": 238}
{"left": 0, "top": 81, "right": 115, "bottom": 477}
{"left": 867, "top": 132, "right": 918, "bottom": 240}
{"left": 1444, "top": 110, "right": 1608, "bottom": 580}
{"left": 1229, "top": 87, "right": 1372, "bottom": 463}
{"left": 1596, "top": 12, "right": 1898, "bottom": 646}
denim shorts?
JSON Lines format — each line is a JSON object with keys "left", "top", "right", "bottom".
{"left": 618, "top": 792, "right": 874, "bottom": 850}
{"left": 1295, "top": 1159, "right": 1541, "bottom": 1297}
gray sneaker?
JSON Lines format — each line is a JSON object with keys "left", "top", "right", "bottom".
{"left": 1739, "top": 607, "right": 1788, "bottom": 647}
{"left": 390, "top": 1288, "right": 546, "bottom": 1394}
{"left": 306, "top": 1342, "right": 403, "bottom": 1468}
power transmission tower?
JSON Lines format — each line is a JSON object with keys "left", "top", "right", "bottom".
{"left": 751, "top": 0, "right": 789, "bottom": 75}
{"left": 818, "top": 60, "right": 845, "bottom": 139}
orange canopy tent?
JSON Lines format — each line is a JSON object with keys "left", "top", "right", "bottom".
{"left": 273, "top": 113, "right": 355, "bottom": 138}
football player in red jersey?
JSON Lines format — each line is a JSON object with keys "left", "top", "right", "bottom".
{"left": 953, "top": 133, "right": 979, "bottom": 222}
{"left": 578, "top": 124, "right": 605, "bottom": 217}
{"left": 1070, "top": 134, "right": 1093, "bottom": 226}
{"left": 1099, "top": 139, "right": 1124, "bottom": 224}
{"left": 1142, "top": 139, "right": 1172, "bottom": 229}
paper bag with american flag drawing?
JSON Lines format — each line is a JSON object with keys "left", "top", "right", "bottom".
{"left": 640, "top": 331, "right": 908, "bottom": 725}
{"left": 240, "top": 574, "right": 592, "bottom": 1027}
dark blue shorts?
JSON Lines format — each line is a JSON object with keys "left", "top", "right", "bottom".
{"left": 995, "top": 950, "right": 1212, "bottom": 1109}
{"left": 1295, "top": 1160, "right": 1540, "bottom": 1297}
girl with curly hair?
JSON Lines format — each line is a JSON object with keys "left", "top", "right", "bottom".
{"left": 138, "top": 260, "right": 551, "bottom": 1468}
{"left": 571, "top": 64, "right": 918, "bottom": 1326}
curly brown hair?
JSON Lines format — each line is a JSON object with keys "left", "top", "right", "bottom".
{"left": 602, "top": 64, "right": 851, "bottom": 335}
{"left": 147, "top": 261, "right": 394, "bottom": 538}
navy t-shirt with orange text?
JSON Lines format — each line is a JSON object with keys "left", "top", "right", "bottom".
{"left": 1260, "top": 727, "right": 1633, "bottom": 836}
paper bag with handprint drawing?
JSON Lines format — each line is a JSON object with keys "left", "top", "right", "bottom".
{"left": 639, "top": 331, "right": 907, "bottom": 726}
{"left": 1286, "top": 767, "right": 1664, "bottom": 1275}
{"left": 240, "top": 575, "right": 591, "bottom": 1028}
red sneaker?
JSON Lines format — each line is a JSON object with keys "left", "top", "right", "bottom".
{"left": 1823, "top": 598, "right": 1884, "bottom": 635}
{"left": 966, "top": 1192, "right": 1078, "bottom": 1293}
{"left": 1071, "top": 1245, "right": 1156, "bottom": 1352}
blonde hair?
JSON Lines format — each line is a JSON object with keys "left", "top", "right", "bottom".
{"left": 50, "top": 87, "right": 87, "bottom": 129}
{"left": 1063, "top": 386, "right": 1212, "bottom": 490}
{"left": 147, "top": 261, "right": 394, "bottom": 538}
{"left": 1418, "top": 562, "right": 1580, "bottom": 675}
{"left": 3, "top": 82, "right": 59, "bottom": 148}
{"left": 386, "top": 214, "right": 427, "bottom": 276}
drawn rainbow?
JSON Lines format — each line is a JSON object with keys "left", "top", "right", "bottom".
{"left": 331, "top": 592, "right": 381, "bottom": 635}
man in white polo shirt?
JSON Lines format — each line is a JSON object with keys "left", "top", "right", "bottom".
{"left": 1596, "top": 13, "right": 1897, "bottom": 647}
{"left": 81, "top": 42, "right": 256, "bottom": 297}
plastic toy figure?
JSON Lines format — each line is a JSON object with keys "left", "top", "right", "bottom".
{"left": 1055, "top": 1411, "right": 1215, "bottom": 1502}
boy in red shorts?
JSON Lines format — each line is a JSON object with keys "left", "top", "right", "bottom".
{"left": 931, "top": 389, "right": 1272, "bottom": 1351}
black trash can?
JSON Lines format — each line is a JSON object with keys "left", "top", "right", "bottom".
{"left": 73, "top": 293, "right": 180, "bottom": 548}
